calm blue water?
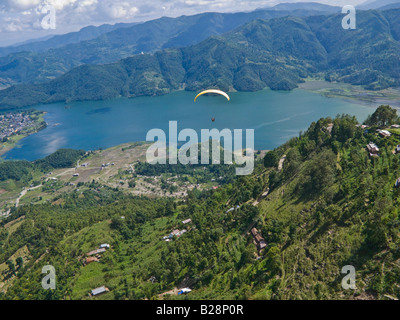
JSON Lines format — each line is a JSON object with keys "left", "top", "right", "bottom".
{"left": 4, "top": 89, "right": 374, "bottom": 161}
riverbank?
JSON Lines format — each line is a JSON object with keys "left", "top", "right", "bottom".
{"left": 299, "top": 80, "right": 400, "bottom": 109}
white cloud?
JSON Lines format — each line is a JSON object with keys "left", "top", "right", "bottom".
{"left": 5, "top": 0, "right": 42, "bottom": 11}
{"left": 0, "top": 0, "right": 369, "bottom": 46}
{"left": 98, "top": 1, "right": 139, "bottom": 19}
{"left": 46, "top": 0, "right": 77, "bottom": 10}
{"left": 5, "top": 22, "right": 23, "bottom": 32}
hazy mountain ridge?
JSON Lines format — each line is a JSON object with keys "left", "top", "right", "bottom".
{"left": 270, "top": 2, "right": 341, "bottom": 12}
{"left": 0, "top": 9, "right": 399, "bottom": 110}
{"left": 379, "top": 2, "right": 400, "bottom": 10}
{"left": 0, "top": 23, "right": 137, "bottom": 58}
{"left": 358, "top": 0, "right": 400, "bottom": 10}
{"left": 0, "top": 7, "right": 342, "bottom": 88}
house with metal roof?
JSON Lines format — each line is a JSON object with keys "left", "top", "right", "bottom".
{"left": 377, "top": 129, "right": 391, "bottom": 137}
{"left": 225, "top": 205, "right": 240, "bottom": 213}
{"left": 176, "top": 229, "right": 187, "bottom": 237}
{"left": 367, "top": 142, "right": 380, "bottom": 157}
{"left": 91, "top": 286, "right": 109, "bottom": 296}
{"left": 251, "top": 228, "right": 267, "bottom": 251}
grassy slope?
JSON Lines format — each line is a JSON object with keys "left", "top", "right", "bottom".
{"left": 1, "top": 115, "right": 400, "bottom": 300}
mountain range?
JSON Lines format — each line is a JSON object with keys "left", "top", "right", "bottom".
{"left": 358, "top": 0, "right": 400, "bottom": 10}
{"left": 0, "top": 23, "right": 138, "bottom": 59}
{"left": 0, "top": 5, "right": 341, "bottom": 89}
{"left": 270, "top": 2, "right": 341, "bottom": 12}
{"left": 0, "top": 9, "right": 399, "bottom": 110}
{"left": 378, "top": 2, "right": 400, "bottom": 10}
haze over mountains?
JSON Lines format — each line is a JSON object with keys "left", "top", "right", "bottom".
{"left": 0, "top": 8, "right": 399, "bottom": 110}
{"left": 358, "top": 0, "right": 400, "bottom": 9}
{"left": 0, "top": 4, "right": 344, "bottom": 89}
{"left": 0, "top": 23, "right": 138, "bottom": 58}
{"left": 0, "top": 1, "right": 395, "bottom": 89}
{"left": 378, "top": 2, "right": 400, "bottom": 10}
{"left": 270, "top": 2, "right": 340, "bottom": 12}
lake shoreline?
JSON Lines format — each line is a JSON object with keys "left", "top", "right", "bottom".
{"left": 298, "top": 80, "right": 400, "bottom": 109}
{"left": 1, "top": 89, "right": 376, "bottom": 161}
{"left": 0, "top": 111, "right": 47, "bottom": 158}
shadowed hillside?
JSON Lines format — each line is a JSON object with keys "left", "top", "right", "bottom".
{"left": 0, "top": 9, "right": 399, "bottom": 110}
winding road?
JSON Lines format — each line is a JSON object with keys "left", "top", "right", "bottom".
{"left": 15, "top": 184, "right": 42, "bottom": 208}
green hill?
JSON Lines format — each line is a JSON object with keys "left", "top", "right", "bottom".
{"left": 1, "top": 106, "right": 400, "bottom": 300}
{"left": 0, "top": 9, "right": 399, "bottom": 110}
{"left": 0, "top": 8, "right": 337, "bottom": 88}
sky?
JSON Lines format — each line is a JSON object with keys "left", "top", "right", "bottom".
{"left": 0, "top": 0, "right": 369, "bottom": 47}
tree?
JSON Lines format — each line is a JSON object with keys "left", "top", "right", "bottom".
{"left": 332, "top": 114, "right": 358, "bottom": 143}
{"left": 301, "top": 149, "right": 337, "bottom": 194}
{"left": 283, "top": 148, "right": 302, "bottom": 178}
{"left": 165, "top": 201, "right": 175, "bottom": 216}
{"left": 16, "top": 257, "right": 23, "bottom": 269}
{"left": 128, "top": 180, "right": 136, "bottom": 188}
{"left": 264, "top": 151, "right": 278, "bottom": 168}
{"left": 6, "top": 260, "right": 15, "bottom": 275}
{"left": 264, "top": 246, "right": 281, "bottom": 273}
{"left": 365, "top": 105, "right": 397, "bottom": 127}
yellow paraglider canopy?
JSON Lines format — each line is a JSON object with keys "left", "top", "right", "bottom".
{"left": 194, "top": 89, "right": 230, "bottom": 102}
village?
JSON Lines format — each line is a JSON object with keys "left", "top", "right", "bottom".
{"left": 0, "top": 142, "right": 270, "bottom": 216}
{"left": 80, "top": 209, "right": 269, "bottom": 300}
{"left": 0, "top": 111, "right": 45, "bottom": 141}
{"left": 162, "top": 218, "right": 192, "bottom": 242}
{"left": 81, "top": 243, "right": 112, "bottom": 298}
{"left": 363, "top": 124, "right": 400, "bottom": 158}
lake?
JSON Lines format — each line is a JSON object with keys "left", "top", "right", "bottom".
{"left": 3, "top": 89, "right": 375, "bottom": 161}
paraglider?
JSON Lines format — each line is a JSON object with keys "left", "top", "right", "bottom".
{"left": 194, "top": 89, "right": 229, "bottom": 123}
{"left": 194, "top": 89, "right": 230, "bottom": 102}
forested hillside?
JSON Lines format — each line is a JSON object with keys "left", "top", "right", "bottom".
{"left": 0, "top": 9, "right": 399, "bottom": 110}
{"left": 0, "top": 7, "right": 338, "bottom": 88}
{"left": 1, "top": 106, "right": 400, "bottom": 300}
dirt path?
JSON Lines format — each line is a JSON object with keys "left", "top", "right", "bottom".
{"left": 15, "top": 184, "right": 42, "bottom": 208}
{"left": 57, "top": 167, "right": 76, "bottom": 177}
{"left": 158, "top": 287, "right": 179, "bottom": 298}
{"left": 252, "top": 189, "right": 269, "bottom": 206}
{"left": 278, "top": 155, "right": 286, "bottom": 172}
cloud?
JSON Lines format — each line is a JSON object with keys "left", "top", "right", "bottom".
{"left": 0, "top": 0, "right": 368, "bottom": 46}
{"left": 98, "top": 1, "right": 139, "bottom": 19}
{"left": 5, "top": 22, "right": 24, "bottom": 32}
{"left": 5, "top": 0, "right": 42, "bottom": 11}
